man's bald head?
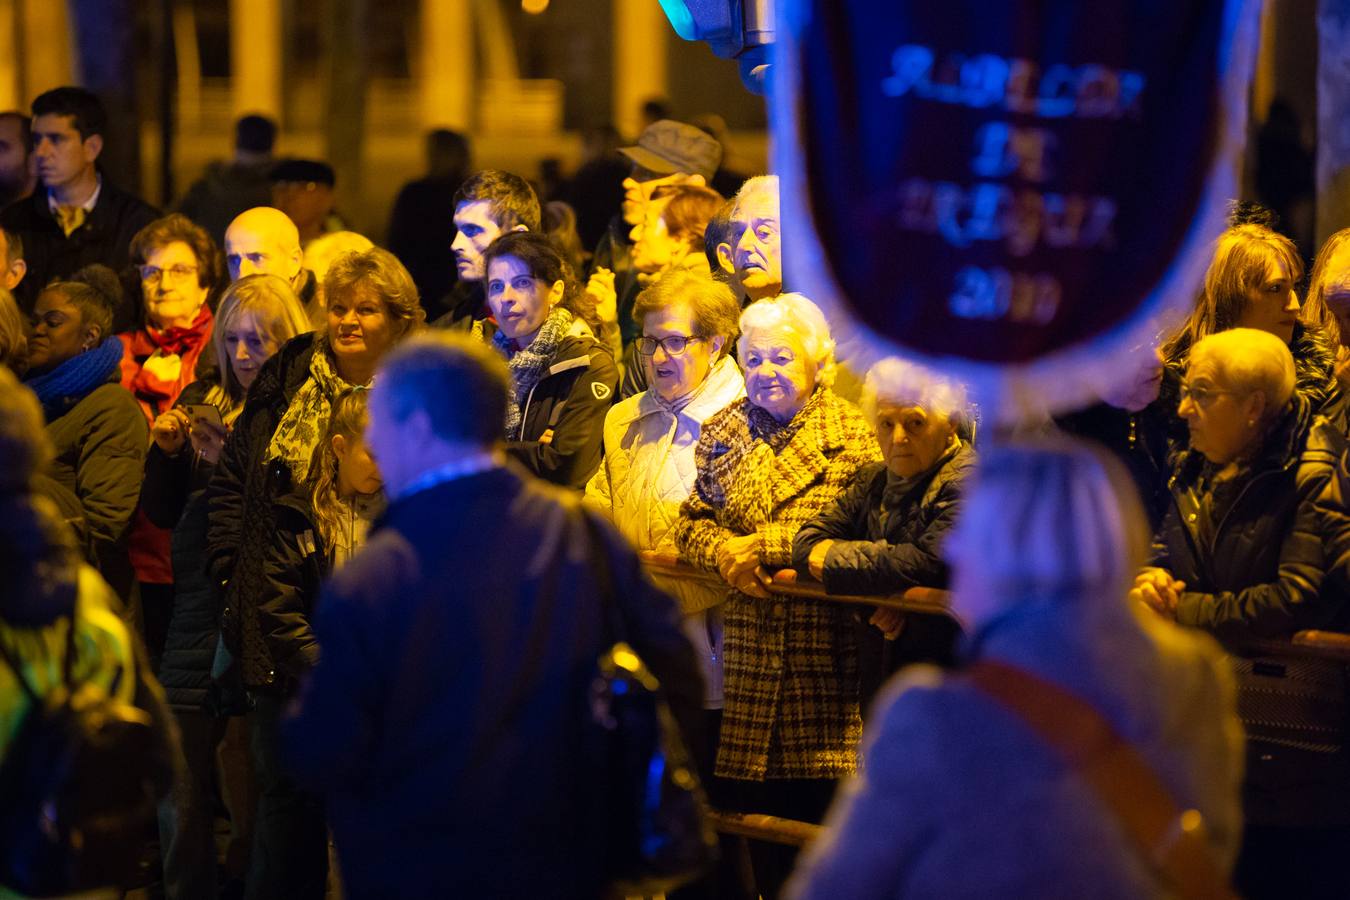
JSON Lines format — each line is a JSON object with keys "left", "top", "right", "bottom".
{"left": 1191, "top": 327, "right": 1296, "bottom": 411}
{"left": 225, "top": 206, "right": 303, "bottom": 285}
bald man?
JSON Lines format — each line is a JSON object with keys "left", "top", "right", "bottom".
{"left": 225, "top": 206, "right": 318, "bottom": 315}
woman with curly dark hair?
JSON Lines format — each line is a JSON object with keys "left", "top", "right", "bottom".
{"left": 478, "top": 231, "right": 618, "bottom": 488}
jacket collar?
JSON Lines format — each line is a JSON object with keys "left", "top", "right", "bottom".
{"left": 1174, "top": 393, "right": 1311, "bottom": 491}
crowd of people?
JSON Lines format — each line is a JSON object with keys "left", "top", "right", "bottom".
{"left": 4, "top": 83, "right": 1350, "bottom": 900}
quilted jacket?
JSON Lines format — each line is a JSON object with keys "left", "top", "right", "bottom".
{"left": 674, "top": 387, "right": 881, "bottom": 780}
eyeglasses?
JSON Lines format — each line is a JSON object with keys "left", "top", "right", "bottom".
{"left": 636, "top": 334, "right": 705, "bottom": 357}
{"left": 1178, "top": 382, "right": 1237, "bottom": 408}
{"left": 139, "top": 264, "right": 199, "bottom": 284}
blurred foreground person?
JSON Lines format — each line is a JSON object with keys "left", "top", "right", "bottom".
{"left": 793, "top": 357, "right": 975, "bottom": 704}
{"left": 787, "top": 438, "right": 1244, "bottom": 900}
{"left": 283, "top": 332, "right": 702, "bottom": 900}
{"left": 177, "top": 114, "right": 277, "bottom": 244}
{"left": 0, "top": 367, "right": 178, "bottom": 897}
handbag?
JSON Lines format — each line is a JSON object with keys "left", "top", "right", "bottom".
{"left": 967, "top": 659, "right": 1237, "bottom": 900}
{"left": 583, "top": 511, "right": 717, "bottom": 896}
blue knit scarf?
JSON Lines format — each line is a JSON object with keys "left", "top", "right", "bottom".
{"left": 24, "top": 337, "right": 125, "bottom": 421}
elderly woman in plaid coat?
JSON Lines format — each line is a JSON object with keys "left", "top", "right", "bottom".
{"left": 674, "top": 293, "right": 881, "bottom": 897}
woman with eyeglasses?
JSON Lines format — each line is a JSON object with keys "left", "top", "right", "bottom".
{"left": 585, "top": 267, "right": 744, "bottom": 791}
{"left": 479, "top": 231, "right": 619, "bottom": 488}
{"left": 116, "top": 214, "right": 225, "bottom": 664}
{"left": 1137, "top": 327, "right": 1350, "bottom": 897}
{"left": 22, "top": 265, "right": 147, "bottom": 604}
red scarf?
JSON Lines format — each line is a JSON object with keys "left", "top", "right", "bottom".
{"left": 118, "top": 305, "right": 214, "bottom": 424}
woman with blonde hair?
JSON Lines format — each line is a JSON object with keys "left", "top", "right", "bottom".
{"left": 1161, "top": 221, "right": 1344, "bottom": 430}
{"left": 0, "top": 288, "right": 25, "bottom": 373}
{"left": 788, "top": 437, "right": 1244, "bottom": 900}
{"left": 1306, "top": 227, "right": 1350, "bottom": 385}
{"left": 141, "top": 273, "right": 311, "bottom": 900}
{"left": 205, "top": 247, "right": 421, "bottom": 898}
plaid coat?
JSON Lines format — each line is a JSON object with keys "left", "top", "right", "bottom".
{"left": 674, "top": 388, "right": 882, "bottom": 781}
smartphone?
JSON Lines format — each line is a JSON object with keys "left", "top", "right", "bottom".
{"left": 184, "top": 404, "right": 224, "bottom": 430}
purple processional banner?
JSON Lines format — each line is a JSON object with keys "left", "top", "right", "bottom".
{"left": 772, "top": 0, "right": 1262, "bottom": 418}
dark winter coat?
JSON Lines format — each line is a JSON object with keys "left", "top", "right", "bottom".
{"left": 205, "top": 332, "right": 317, "bottom": 689}
{"left": 1155, "top": 396, "right": 1350, "bottom": 641}
{"left": 792, "top": 443, "right": 975, "bottom": 702}
{"left": 503, "top": 326, "right": 619, "bottom": 489}
{"left": 1, "top": 179, "right": 160, "bottom": 326}
{"left": 1056, "top": 401, "right": 1172, "bottom": 529}
{"left": 44, "top": 373, "right": 148, "bottom": 603}
{"left": 258, "top": 493, "right": 328, "bottom": 684}
{"left": 429, "top": 280, "right": 485, "bottom": 332}
{"left": 140, "top": 379, "right": 223, "bottom": 712}
{"left": 281, "top": 465, "right": 703, "bottom": 900}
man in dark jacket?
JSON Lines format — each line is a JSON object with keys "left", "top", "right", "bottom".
{"left": 386, "top": 129, "right": 471, "bottom": 313}
{"left": 1, "top": 87, "right": 159, "bottom": 327}
{"left": 282, "top": 333, "right": 703, "bottom": 900}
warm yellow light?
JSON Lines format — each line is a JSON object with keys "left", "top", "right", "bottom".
{"left": 522, "top": 0, "right": 549, "bottom": 14}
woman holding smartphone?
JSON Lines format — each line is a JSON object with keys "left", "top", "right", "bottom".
{"left": 140, "top": 274, "right": 311, "bottom": 900}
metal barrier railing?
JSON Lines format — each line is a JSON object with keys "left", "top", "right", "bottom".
{"left": 640, "top": 547, "right": 1350, "bottom": 850}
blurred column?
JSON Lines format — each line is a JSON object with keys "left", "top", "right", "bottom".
{"left": 230, "top": 0, "right": 282, "bottom": 120}
{"left": 1318, "top": 0, "right": 1350, "bottom": 245}
{"left": 418, "top": 0, "right": 472, "bottom": 130}
{"left": 0, "top": 0, "right": 19, "bottom": 109}
{"left": 18, "top": 0, "right": 76, "bottom": 101}
{"left": 613, "top": 0, "right": 668, "bottom": 138}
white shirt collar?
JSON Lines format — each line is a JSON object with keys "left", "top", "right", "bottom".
{"left": 47, "top": 174, "right": 102, "bottom": 214}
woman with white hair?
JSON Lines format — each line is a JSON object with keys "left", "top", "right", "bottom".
{"left": 787, "top": 437, "right": 1244, "bottom": 900}
{"left": 1134, "top": 327, "right": 1350, "bottom": 897}
{"left": 792, "top": 357, "right": 976, "bottom": 703}
{"left": 674, "top": 292, "right": 880, "bottom": 898}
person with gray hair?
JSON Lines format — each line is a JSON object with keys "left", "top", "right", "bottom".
{"left": 1138, "top": 327, "right": 1350, "bottom": 896}
{"left": 793, "top": 356, "right": 976, "bottom": 703}
{"left": 675, "top": 291, "right": 879, "bottom": 897}
{"left": 787, "top": 437, "right": 1244, "bottom": 900}
{"left": 723, "top": 174, "right": 782, "bottom": 303}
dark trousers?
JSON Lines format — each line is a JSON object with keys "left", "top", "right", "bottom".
{"left": 139, "top": 581, "right": 175, "bottom": 668}
{"left": 669, "top": 710, "right": 754, "bottom": 900}
{"left": 246, "top": 693, "right": 328, "bottom": 900}
{"left": 159, "top": 710, "right": 228, "bottom": 900}
{"left": 722, "top": 777, "right": 837, "bottom": 900}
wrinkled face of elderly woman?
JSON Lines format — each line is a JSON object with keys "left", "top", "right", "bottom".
{"left": 639, "top": 303, "right": 723, "bottom": 403}
{"left": 742, "top": 323, "right": 815, "bottom": 423}
{"left": 875, "top": 402, "right": 957, "bottom": 478}
{"left": 1178, "top": 348, "right": 1265, "bottom": 466}
{"left": 141, "top": 240, "right": 210, "bottom": 330}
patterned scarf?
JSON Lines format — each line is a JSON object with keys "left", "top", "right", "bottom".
{"left": 493, "top": 306, "right": 574, "bottom": 439}
{"left": 266, "top": 345, "right": 359, "bottom": 483}
{"left": 23, "top": 336, "right": 125, "bottom": 421}
{"left": 123, "top": 305, "right": 214, "bottom": 412}
{"left": 747, "top": 384, "right": 826, "bottom": 452}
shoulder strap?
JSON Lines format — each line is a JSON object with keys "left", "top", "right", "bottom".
{"left": 966, "top": 659, "right": 1236, "bottom": 900}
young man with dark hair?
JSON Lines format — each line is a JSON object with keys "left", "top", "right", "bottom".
{"left": 1, "top": 86, "right": 159, "bottom": 313}
{"left": 433, "top": 168, "right": 540, "bottom": 330}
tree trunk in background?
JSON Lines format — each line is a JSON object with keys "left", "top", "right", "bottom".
{"left": 70, "top": 0, "right": 144, "bottom": 197}
{"left": 1318, "top": 0, "right": 1350, "bottom": 246}
{"left": 323, "top": 0, "right": 368, "bottom": 233}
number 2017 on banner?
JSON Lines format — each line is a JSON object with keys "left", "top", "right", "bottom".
{"left": 948, "top": 266, "right": 1060, "bottom": 325}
